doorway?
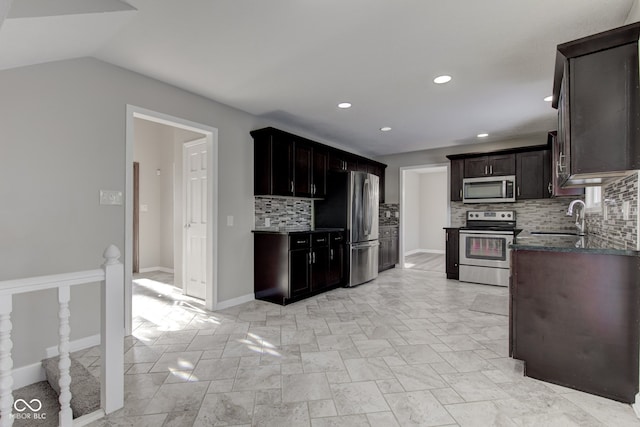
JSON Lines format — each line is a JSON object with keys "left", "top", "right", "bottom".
{"left": 125, "top": 105, "right": 218, "bottom": 335}
{"left": 399, "top": 164, "right": 449, "bottom": 274}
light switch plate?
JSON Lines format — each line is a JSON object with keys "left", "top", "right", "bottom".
{"left": 100, "top": 190, "right": 123, "bottom": 206}
{"left": 227, "top": 215, "right": 234, "bottom": 226}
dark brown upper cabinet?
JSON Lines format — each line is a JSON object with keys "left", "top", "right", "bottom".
{"left": 552, "top": 22, "right": 640, "bottom": 187}
{"left": 252, "top": 127, "right": 386, "bottom": 201}
{"left": 450, "top": 159, "right": 464, "bottom": 201}
{"left": 463, "top": 154, "right": 515, "bottom": 178}
{"left": 548, "top": 131, "right": 584, "bottom": 197}
{"left": 515, "top": 149, "right": 550, "bottom": 200}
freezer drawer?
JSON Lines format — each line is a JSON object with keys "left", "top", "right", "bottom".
{"left": 348, "top": 241, "right": 379, "bottom": 287}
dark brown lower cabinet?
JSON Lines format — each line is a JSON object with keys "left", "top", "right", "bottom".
{"left": 254, "top": 231, "right": 344, "bottom": 305}
{"left": 379, "top": 226, "right": 398, "bottom": 272}
{"left": 511, "top": 248, "right": 640, "bottom": 402}
{"left": 444, "top": 228, "right": 459, "bottom": 279}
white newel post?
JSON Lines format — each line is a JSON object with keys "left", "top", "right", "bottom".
{"left": 57, "top": 285, "right": 72, "bottom": 427}
{"left": 0, "top": 297, "right": 13, "bottom": 427}
{"left": 101, "top": 245, "right": 124, "bottom": 414}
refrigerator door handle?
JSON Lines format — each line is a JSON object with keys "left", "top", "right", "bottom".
{"left": 363, "top": 178, "right": 370, "bottom": 235}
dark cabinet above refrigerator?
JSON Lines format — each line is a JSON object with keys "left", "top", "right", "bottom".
{"left": 251, "top": 127, "right": 386, "bottom": 201}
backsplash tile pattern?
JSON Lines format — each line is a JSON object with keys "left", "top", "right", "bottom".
{"left": 254, "top": 197, "right": 312, "bottom": 229}
{"left": 585, "top": 172, "right": 639, "bottom": 250}
{"left": 450, "top": 199, "right": 580, "bottom": 231}
{"left": 380, "top": 203, "right": 399, "bottom": 226}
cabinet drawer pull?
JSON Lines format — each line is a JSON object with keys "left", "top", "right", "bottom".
{"left": 297, "top": 240, "right": 306, "bottom": 244}
{"left": 317, "top": 238, "right": 326, "bottom": 242}
{"left": 484, "top": 165, "right": 488, "bottom": 175}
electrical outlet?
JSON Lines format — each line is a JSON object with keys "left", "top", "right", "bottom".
{"left": 227, "top": 215, "right": 234, "bottom": 227}
{"left": 622, "top": 201, "right": 630, "bottom": 221}
{"left": 394, "top": 212, "right": 399, "bottom": 218}
{"left": 265, "top": 218, "right": 271, "bottom": 227}
{"left": 385, "top": 211, "right": 391, "bottom": 218}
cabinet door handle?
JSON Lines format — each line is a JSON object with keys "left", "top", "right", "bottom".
{"left": 517, "top": 186, "right": 520, "bottom": 197}
{"left": 330, "top": 249, "right": 334, "bottom": 260}
{"left": 317, "top": 238, "right": 325, "bottom": 242}
{"left": 290, "top": 181, "right": 294, "bottom": 193}
{"left": 446, "top": 232, "right": 448, "bottom": 242}
{"left": 490, "top": 165, "right": 493, "bottom": 175}
{"left": 484, "top": 165, "right": 488, "bottom": 175}
{"left": 308, "top": 253, "right": 312, "bottom": 264}
{"left": 548, "top": 182, "right": 553, "bottom": 194}
{"left": 459, "top": 189, "right": 462, "bottom": 199}
{"left": 312, "top": 252, "right": 316, "bottom": 263}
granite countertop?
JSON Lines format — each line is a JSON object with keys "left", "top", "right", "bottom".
{"left": 511, "top": 231, "right": 639, "bottom": 257}
{"left": 253, "top": 227, "right": 344, "bottom": 235}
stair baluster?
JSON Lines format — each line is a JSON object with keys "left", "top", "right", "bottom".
{"left": 0, "top": 298, "right": 13, "bottom": 427}
{"left": 57, "top": 286, "right": 72, "bottom": 427}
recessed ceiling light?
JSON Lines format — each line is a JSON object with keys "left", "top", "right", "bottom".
{"left": 544, "top": 95, "right": 553, "bottom": 102}
{"left": 337, "top": 102, "right": 352, "bottom": 109}
{"left": 477, "top": 133, "right": 489, "bottom": 138}
{"left": 433, "top": 75, "right": 452, "bottom": 84}
{"left": 380, "top": 127, "right": 392, "bottom": 132}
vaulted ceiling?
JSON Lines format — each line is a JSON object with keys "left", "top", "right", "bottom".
{"left": 1, "top": 0, "right": 635, "bottom": 156}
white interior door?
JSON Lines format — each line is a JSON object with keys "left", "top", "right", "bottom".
{"left": 184, "top": 139, "right": 207, "bottom": 299}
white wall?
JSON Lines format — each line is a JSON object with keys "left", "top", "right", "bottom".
{"left": 0, "top": 57, "right": 265, "bottom": 367}
{"left": 419, "top": 171, "right": 447, "bottom": 252}
{"left": 403, "top": 171, "right": 420, "bottom": 253}
{"left": 625, "top": 0, "right": 640, "bottom": 23}
{"left": 133, "top": 118, "right": 175, "bottom": 270}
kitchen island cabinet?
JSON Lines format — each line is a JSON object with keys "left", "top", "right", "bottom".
{"left": 253, "top": 229, "right": 344, "bottom": 305}
{"left": 510, "top": 236, "right": 640, "bottom": 402}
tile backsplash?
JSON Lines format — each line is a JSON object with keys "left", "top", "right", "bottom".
{"left": 254, "top": 197, "right": 312, "bottom": 229}
{"left": 450, "top": 198, "right": 580, "bottom": 231}
{"left": 585, "top": 172, "right": 639, "bottom": 250}
{"left": 380, "top": 203, "right": 399, "bottom": 226}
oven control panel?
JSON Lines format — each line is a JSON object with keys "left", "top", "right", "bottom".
{"left": 466, "top": 210, "right": 515, "bottom": 221}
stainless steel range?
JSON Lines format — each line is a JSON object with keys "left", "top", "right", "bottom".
{"left": 459, "top": 210, "right": 516, "bottom": 287}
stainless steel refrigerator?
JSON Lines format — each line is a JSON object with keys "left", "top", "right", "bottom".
{"left": 315, "top": 171, "right": 379, "bottom": 287}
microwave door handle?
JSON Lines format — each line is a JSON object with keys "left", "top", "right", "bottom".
{"left": 502, "top": 180, "right": 507, "bottom": 197}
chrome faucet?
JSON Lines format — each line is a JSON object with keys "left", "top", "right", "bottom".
{"left": 566, "top": 199, "right": 586, "bottom": 236}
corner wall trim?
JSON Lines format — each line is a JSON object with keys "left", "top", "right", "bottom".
{"left": 45, "top": 334, "right": 101, "bottom": 359}
{"left": 13, "top": 362, "right": 46, "bottom": 389}
{"left": 215, "top": 293, "right": 254, "bottom": 311}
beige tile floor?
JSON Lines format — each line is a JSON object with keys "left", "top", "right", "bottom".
{"left": 85, "top": 268, "right": 640, "bottom": 426}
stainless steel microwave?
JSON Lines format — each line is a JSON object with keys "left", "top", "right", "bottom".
{"left": 462, "top": 175, "right": 516, "bottom": 203}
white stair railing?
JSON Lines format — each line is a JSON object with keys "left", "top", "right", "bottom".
{"left": 0, "top": 245, "right": 124, "bottom": 427}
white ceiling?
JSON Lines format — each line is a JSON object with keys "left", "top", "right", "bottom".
{"left": 0, "top": 0, "right": 635, "bottom": 156}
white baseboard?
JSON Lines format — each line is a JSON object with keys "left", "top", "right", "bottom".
{"left": 139, "top": 266, "right": 174, "bottom": 274}
{"left": 74, "top": 409, "right": 106, "bottom": 426}
{"left": 45, "top": 334, "right": 101, "bottom": 359}
{"left": 13, "top": 362, "right": 46, "bottom": 389}
{"left": 215, "top": 293, "right": 254, "bottom": 310}
{"left": 405, "top": 249, "right": 445, "bottom": 256}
